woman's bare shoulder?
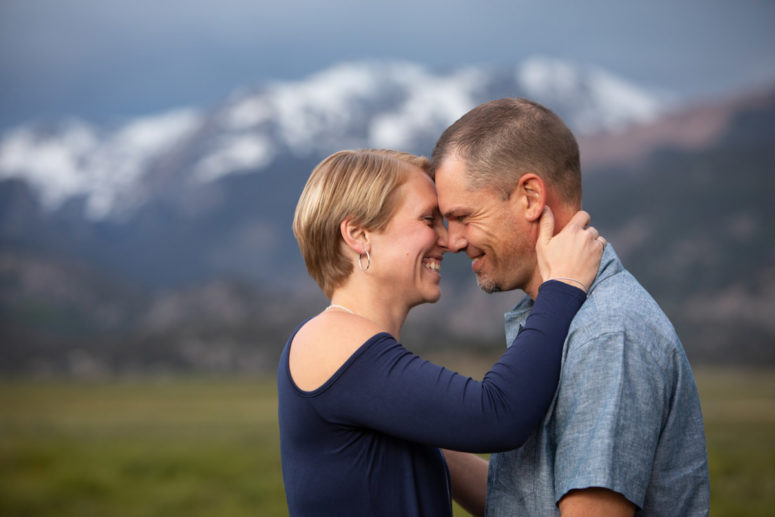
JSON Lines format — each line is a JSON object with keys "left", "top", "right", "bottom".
{"left": 288, "top": 312, "right": 386, "bottom": 391}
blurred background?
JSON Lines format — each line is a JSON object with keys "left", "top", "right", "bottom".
{"left": 1, "top": 0, "right": 773, "bottom": 515}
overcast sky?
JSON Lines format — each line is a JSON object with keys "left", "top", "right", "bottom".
{"left": 1, "top": 0, "right": 774, "bottom": 129}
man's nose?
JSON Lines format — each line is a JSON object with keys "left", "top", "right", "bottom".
{"left": 445, "top": 222, "right": 467, "bottom": 253}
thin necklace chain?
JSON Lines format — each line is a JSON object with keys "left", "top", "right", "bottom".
{"left": 325, "top": 303, "right": 355, "bottom": 315}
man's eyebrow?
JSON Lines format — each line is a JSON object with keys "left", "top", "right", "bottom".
{"left": 442, "top": 207, "right": 466, "bottom": 219}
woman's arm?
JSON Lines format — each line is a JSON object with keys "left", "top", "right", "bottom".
{"left": 318, "top": 280, "right": 585, "bottom": 451}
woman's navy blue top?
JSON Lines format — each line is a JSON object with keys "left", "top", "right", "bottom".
{"left": 277, "top": 281, "right": 585, "bottom": 516}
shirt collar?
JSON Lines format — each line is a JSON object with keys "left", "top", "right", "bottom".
{"left": 504, "top": 244, "right": 622, "bottom": 335}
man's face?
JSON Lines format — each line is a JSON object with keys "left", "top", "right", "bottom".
{"left": 434, "top": 156, "right": 536, "bottom": 293}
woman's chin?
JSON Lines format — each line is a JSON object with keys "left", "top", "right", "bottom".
{"left": 424, "top": 288, "right": 442, "bottom": 304}
{"left": 407, "top": 289, "right": 442, "bottom": 308}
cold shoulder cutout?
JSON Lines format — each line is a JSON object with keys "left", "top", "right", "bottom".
{"left": 288, "top": 311, "right": 388, "bottom": 391}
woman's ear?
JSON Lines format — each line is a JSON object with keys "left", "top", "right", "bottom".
{"left": 510, "top": 173, "right": 546, "bottom": 222}
{"left": 340, "top": 218, "right": 370, "bottom": 255}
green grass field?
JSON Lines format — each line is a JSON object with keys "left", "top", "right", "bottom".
{"left": 0, "top": 368, "right": 773, "bottom": 516}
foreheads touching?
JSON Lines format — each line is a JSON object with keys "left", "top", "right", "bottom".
{"left": 430, "top": 98, "right": 582, "bottom": 206}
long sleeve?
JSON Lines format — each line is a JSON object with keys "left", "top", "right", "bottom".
{"left": 311, "top": 280, "right": 585, "bottom": 452}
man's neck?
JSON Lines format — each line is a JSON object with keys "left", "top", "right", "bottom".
{"left": 524, "top": 272, "right": 543, "bottom": 301}
{"left": 525, "top": 201, "right": 581, "bottom": 300}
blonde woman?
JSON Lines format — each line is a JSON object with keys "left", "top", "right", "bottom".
{"left": 278, "top": 149, "right": 604, "bottom": 516}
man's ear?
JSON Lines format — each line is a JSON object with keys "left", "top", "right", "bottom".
{"left": 340, "top": 218, "right": 370, "bottom": 255}
{"left": 510, "top": 173, "right": 546, "bottom": 222}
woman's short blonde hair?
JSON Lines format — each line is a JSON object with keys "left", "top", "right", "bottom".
{"left": 293, "top": 149, "right": 430, "bottom": 298}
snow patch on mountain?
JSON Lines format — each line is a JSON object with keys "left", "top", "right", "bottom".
{"left": 0, "top": 109, "right": 200, "bottom": 218}
{"left": 518, "top": 57, "right": 663, "bottom": 133}
{"left": 221, "top": 62, "right": 386, "bottom": 150}
{"left": 368, "top": 65, "right": 485, "bottom": 150}
{"left": 193, "top": 134, "right": 275, "bottom": 183}
{"left": 0, "top": 121, "right": 97, "bottom": 210}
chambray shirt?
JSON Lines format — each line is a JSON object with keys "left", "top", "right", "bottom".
{"left": 486, "top": 245, "right": 710, "bottom": 516}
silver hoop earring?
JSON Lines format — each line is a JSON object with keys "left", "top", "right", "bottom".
{"left": 358, "top": 250, "right": 371, "bottom": 272}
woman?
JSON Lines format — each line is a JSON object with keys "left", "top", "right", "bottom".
{"left": 279, "top": 149, "right": 604, "bottom": 516}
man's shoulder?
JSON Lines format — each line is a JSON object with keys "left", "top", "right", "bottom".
{"left": 568, "top": 266, "right": 683, "bottom": 363}
{"left": 579, "top": 266, "right": 664, "bottom": 320}
{"left": 570, "top": 245, "right": 667, "bottom": 328}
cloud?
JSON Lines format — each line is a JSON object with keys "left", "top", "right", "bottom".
{"left": 1, "top": 0, "right": 773, "bottom": 129}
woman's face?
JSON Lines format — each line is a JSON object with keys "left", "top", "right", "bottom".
{"left": 368, "top": 168, "right": 448, "bottom": 308}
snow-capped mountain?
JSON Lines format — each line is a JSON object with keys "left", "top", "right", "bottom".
{"left": 2, "top": 57, "right": 774, "bottom": 374}
{"left": 0, "top": 58, "right": 667, "bottom": 220}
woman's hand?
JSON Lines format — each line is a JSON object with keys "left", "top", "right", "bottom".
{"left": 536, "top": 207, "right": 606, "bottom": 293}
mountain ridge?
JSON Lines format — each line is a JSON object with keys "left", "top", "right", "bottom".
{"left": 1, "top": 59, "right": 772, "bottom": 375}
{"left": 1, "top": 58, "right": 667, "bottom": 221}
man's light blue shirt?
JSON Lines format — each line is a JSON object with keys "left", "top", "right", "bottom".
{"left": 486, "top": 244, "right": 710, "bottom": 516}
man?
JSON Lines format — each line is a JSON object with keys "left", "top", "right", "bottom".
{"left": 432, "top": 98, "right": 709, "bottom": 516}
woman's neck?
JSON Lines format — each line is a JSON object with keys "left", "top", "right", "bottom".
{"left": 329, "top": 283, "right": 408, "bottom": 338}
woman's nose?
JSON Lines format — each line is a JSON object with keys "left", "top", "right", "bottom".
{"left": 435, "top": 221, "right": 449, "bottom": 250}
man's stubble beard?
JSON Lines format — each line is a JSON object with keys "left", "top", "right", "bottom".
{"left": 475, "top": 245, "right": 535, "bottom": 295}
{"left": 476, "top": 274, "right": 501, "bottom": 293}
